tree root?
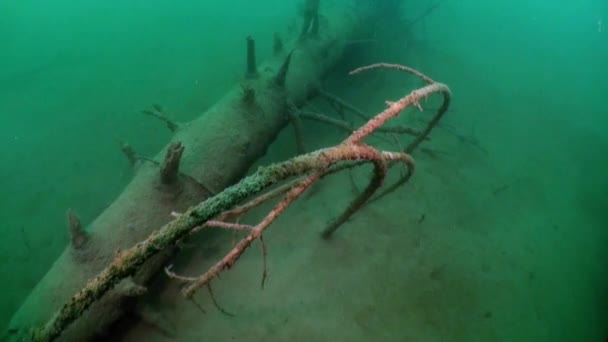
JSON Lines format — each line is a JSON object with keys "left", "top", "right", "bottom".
{"left": 173, "top": 64, "right": 450, "bottom": 295}
{"left": 32, "top": 64, "right": 451, "bottom": 342}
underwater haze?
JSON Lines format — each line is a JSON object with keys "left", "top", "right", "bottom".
{"left": 1, "top": 0, "right": 607, "bottom": 341}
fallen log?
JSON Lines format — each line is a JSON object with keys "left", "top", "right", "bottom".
{"left": 4, "top": 2, "right": 360, "bottom": 341}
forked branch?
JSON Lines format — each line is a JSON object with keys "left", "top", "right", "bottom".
{"left": 33, "top": 64, "right": 450, "bottom": 342}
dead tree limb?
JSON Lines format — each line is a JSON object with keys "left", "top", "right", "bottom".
{"left": 66, "top": 209, "right": 87, "bottom": 250}
{"left": 347, "top": 63, "right": 451, "bottom": 204}
{"left": 33, "top": 144, "right": 407, "bottom": 342}
{"left": 173, "top": 64, "right": 450, "bottom": 294}
{"left": 32, "top": 64, "right": 450, "bottom": 342}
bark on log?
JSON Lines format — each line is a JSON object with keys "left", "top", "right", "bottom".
{"left": 5, "top": 3, "right": 359, "bottom": 341}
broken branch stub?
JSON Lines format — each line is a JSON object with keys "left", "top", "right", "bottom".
{"left": 160, "top": 142, "right": 185, "bottom": 185}
{"left": 245, "top": 36, "right": 258, "bottom": 79}
{"left": 273, "top": 32, "right": 284, "bottom": 56}
{"left": 67, "top": 209, "right": 87, "bottom": 249}
{"left": 274, "top": 51, "right": 293, "bottom": 87}
{"left": 119, "top": 141, "right": 138, "bottom": 166}
{"left": 300, "top": 0, "right": 321, "bottom": 38}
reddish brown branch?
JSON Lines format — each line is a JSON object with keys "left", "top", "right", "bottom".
{"left": 33, "top": 64, "right": 451, "bottom": 342}
{"left": 181, "top": 143, "right": 390, "bottom": 297}
{"left": 349, "top": 63, "right": 436, "bottom": 84}
{"left": 345, "top": 82, "right": 450, "bottom": 145}
{"left": 175, "top": 64, "right": 450, "bottom": 296}
{"left": 321, "top": 151, "right": 414, "bottom": 238}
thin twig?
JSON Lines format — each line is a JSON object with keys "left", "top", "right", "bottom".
{"left": 349, "top": 63, "right": 435, "bottom": 85}
{"left": 207, "top": 284, "right": 235, "bottom": 317}
{"left": 300, "top": 110, "right": 424, "bottom": 138}
{"left": 317, "top": 89, "right": 371, "bottom": 122}
{"left": 259, "top": 235, "right": 268, "bottom": 289}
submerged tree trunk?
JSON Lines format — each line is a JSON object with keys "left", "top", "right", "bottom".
{"left": 5, "top": 3, "right": 360, "bottom": 341}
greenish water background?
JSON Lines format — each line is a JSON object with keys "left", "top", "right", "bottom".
{"left": 1, "top": 0, "right": 606, "bottom": 340}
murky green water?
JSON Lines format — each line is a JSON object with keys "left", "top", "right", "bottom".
{"left": 1, "top": 1, "right": 606, "bottom": 341}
